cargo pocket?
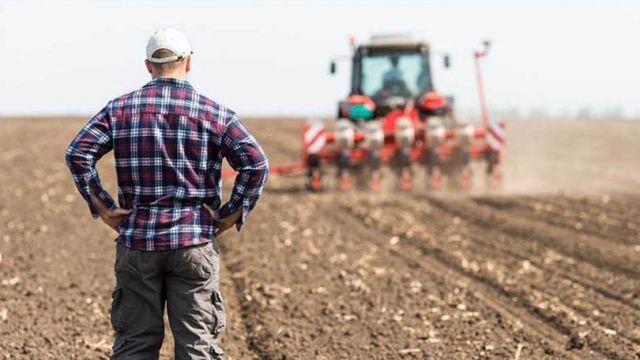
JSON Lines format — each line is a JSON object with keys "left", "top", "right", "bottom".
{"left": 112, "top": 336, "right": 127, "bottom": 354}
{"left": 209, "top": 343, "right": 224, "bottom": 359}
{"left": 211, "top": 290, "right": 226, "bottom": 337}
{"left": 110, "top": 286, "right": 126, "bottom": 333}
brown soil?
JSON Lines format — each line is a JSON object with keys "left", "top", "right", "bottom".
{"left": 0, "top": 117, "right": 639, "bottom": 359}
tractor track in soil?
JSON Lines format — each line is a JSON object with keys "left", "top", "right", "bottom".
{"left": 342, "top": 197, "right": 625, "bottom": 358}
{"left": 389, "top": 194, "right": 640, "bottom": 315}
{"left": 498, "top": 194, "right": 639, "bottom": 225}
{"left": 335, "top": 197, "right": 587, "bottom": 359}
{"left": 415, "top": 196, "right": 640, "bottom": 329}
{"left": 421, "top": 195, "right": 640, "bottom": 309}
{"left": 339, "top": 193, "right": 640, "bottom": 358}
{"left": 416, "top": 195, "right": 640, "bottom": 354}
{"left": 416, "top": 195, "right": 640, "bottom": 310}
{"left": 421, "top": 194, "right": 640, "bottom": 280}
{"left": 543, "top": 194, "right": 640, "bottom": 219}
{"left": 472, "top": 195, "right": 640, "bottom": 248}
{"left": 219, "top": 238, "right": 284, "bottom": 360}
{"left": 218, "top": 262, "right": 261, "bottom": 360}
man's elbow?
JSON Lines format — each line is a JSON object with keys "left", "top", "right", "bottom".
{"left": 64, "top": 144, "right": 82, "bottom": 170}
{"left": 260, "top": 158, "right": 269, "bottom": 177}
{"left": 64, "top": 146, "right": 74, "bottom": 168}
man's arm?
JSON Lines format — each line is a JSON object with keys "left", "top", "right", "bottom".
{"left": 90, "top": 193, "right": 131, "bottom": 231}
{"left": 207, "top": 115, "right": 268, "bottom": 235}
{"left": 65, "top": 105, "right": 120, "bottom": 219}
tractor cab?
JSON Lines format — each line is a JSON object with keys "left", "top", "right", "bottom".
{"left": 333, "top": 35, "right": 444, "bottom": 119}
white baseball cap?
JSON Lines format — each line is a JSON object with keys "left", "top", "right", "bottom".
{"left": 146, "top": 28, "right": 193, "bottom": 64}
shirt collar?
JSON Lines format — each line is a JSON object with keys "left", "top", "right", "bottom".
{"left": 144, "top": 77, "right": 194, "bottom": 90}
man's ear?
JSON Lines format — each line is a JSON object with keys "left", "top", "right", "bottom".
{"left": 145, "top": 59, "right": 153, "bottom": 75}
{"left": 185, "top": 56, "right": 191, "bottom": 73}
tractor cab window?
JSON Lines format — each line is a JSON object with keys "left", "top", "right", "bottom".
{"left": 360, "top": 52, "right": 429, "bottom": 100}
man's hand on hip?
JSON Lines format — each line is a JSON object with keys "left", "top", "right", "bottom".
{"left": 203, "top": 204, "right": 241, "bottom": 237}
{"left": 90, "top": 193, "right": 131, "bottom": 232}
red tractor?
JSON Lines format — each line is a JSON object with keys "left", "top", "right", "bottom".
{"left": 302, "top": 35, "right": 505, "bottom": 191}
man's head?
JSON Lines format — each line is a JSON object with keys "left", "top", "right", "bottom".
{"left": 145, "top": 28, "right": 193, "bottom": 79}
{"left": 390, "top": 55, "right": 399, "bottom": 68}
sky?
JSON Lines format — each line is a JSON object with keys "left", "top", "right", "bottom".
{"left": 1, "top": 0, "right": 639, "bottom": 119}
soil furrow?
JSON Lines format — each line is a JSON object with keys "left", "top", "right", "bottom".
{"left": 419, "top": 195, "right": 640, "bottom": 309}
{"left": 396, "top": 196, "right": 640, "bottom": 312}
{"left": 341, "top": 194, "right": 639, "bottom": 358}
{"left": 521, "top": 195, "right": 640, "bottom": 226}
{"left": 327, "top": 198, "right": 578, "bottom": 359}
{"left": 422, "top": 195, "right": 640, "bottom": 279}
{"left": 218, "top": 258, "right": 263, "bottom": 360}
{"left": 338, "top": 197, "right": 593, "bottom": 359}
{"left": 473, "top": 196, "right": 640, "bottom": 248}
{"left": 377, "top": 195, "right": 640, "bottom": 350}
{"left": 220, "top": 250, "right": 288, "bottom": 360}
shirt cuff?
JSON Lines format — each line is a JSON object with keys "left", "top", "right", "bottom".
{"left": 85, "top": 186, "right": 117, "bottom": 219}
{"left": 213, "top": 197, "right": 252, "bottom": 231}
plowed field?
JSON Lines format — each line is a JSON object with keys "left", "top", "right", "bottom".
{"left": 1, "top": 117, "right": 639, "bottom": 359}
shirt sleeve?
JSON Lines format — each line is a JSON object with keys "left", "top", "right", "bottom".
{"left": 65, "top": 105, "right": 117, "bottom": 218}
{"left": 214, "top": 115, "right": 269, "bottom": 230}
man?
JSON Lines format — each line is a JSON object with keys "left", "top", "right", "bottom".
{"left": 382, "top": 55, "right": 405, "bottom": 86}
{"left": 376, "top": 55, "right": 411, "bottom": 99}
{"left": 65, "top": 28, "right": 268, "bottom": 359}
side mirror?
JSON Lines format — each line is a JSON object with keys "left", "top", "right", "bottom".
{"left": 330, "top": 61, "right": 337, "bottom": 75}
{"left": 443, "top": 54, "right": 451, "bottom": 69}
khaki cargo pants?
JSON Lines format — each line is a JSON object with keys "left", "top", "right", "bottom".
{"left": 110, "top": 241, "right": 226, "bottom": 359}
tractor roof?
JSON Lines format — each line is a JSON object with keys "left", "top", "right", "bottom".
{"left": 362, "top": 34, "right": 429, "bottom": 50}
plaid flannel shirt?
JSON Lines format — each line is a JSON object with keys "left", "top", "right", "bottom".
{"left": 65, "top": 77, "right": 268, "bottom": 251}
